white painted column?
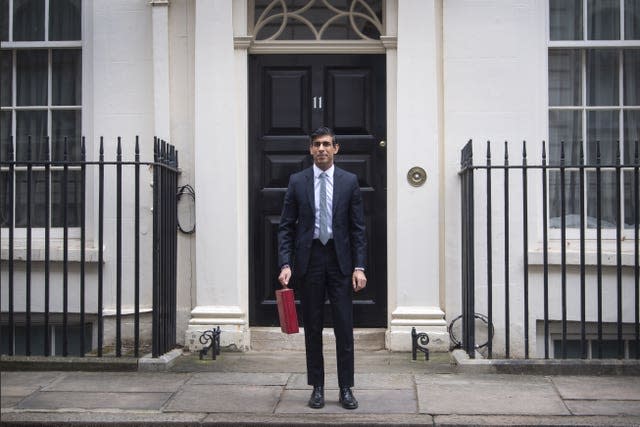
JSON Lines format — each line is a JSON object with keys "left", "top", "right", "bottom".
{"left": 387, "top": 0, "right": 448, "bottom": 351}
{"left": 186, "top": 0, "right": 247, "bottom": 350}
{"left": 150, "top": 0, "right": 170, "bottom": 140}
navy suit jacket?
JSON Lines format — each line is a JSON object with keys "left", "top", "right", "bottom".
{"left": 278, "top": 166, "right": 367, "bottom": 278}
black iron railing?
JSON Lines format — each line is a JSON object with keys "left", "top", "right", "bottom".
{"left": 0, "top": 136, "right": 178, "bottom": 358}
{"left": 459, "top": 139, "right": 640, "bottom": 360}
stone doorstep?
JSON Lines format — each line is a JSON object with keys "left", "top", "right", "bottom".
{"left": 250, "top": 327, "right": 386, "bottom": 351}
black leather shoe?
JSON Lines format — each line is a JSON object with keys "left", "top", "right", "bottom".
{"left": 308, "top": 385, "right": 324, "bottom": 409}
{"left": 339, "top": 387, "right": 358, "bottom": 410}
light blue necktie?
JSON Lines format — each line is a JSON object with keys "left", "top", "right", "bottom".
{"left": 319, "top": 172, "right": 330, "bottom": 245}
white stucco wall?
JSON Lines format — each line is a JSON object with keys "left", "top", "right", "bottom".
{"left": 443, "top": 0, "right": 547, "bottom": 357}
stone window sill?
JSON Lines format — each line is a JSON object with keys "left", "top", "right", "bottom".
{"left": 1, "top": 239, "right": 101, "bottom": 263}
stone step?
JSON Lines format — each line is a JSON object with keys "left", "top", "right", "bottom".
{"left": 250, "top": 327, "right": 386, "bottom": 351}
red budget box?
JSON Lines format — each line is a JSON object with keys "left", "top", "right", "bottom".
{"left": 275, "top": 288, "right": 299, "bottom": 334}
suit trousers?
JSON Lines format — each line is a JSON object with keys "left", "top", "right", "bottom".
{"left": 300, "top": 239, "right": 354, "bottom": 388}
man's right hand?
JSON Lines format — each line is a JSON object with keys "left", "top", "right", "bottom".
{"left": 278, "top": 266, "right": 292, "bottom": 288}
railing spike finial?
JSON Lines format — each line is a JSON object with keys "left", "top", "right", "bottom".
{"left": 560, "top": 140, "right": 565, "bottom": 165}
{"left": 596, "top": 140, "right": 601, "bottom": 163}
{"left": 8, "top": 135, "right": 14, "bottom": 160}
{"left": 28, "top": 135, "right": 32, "bottom": 160}
{"left": 579, "top": 140, "right": 584, "bottom": 165}
{"left": 99, "top": 136, "right": 104, "bottom": 159}
{"left": 135, "top": 135, "right": 140, "bottom": 158}
{"left": 542, "top": 140, "right": 546, "bottom": 162}
{"left": 81, "top": 136, "right": 86, "bottom": 161}
{"left": 117, "top": 136, "right": 122, "bottom": 158}
{"left": 635, "top": 140, "right": 639, "bottom": 165}
{"left": 487, "top": 140, "right": 491, "bottom": 159}
{"left": 504, "top": 140, "right": 508, "bottom": 160}
{"left": 64, "top": 136, "right": 68, "bottom": 161}
{"left": 45, "top": 136, "right": 50, "bottom": 159}
{"left": 616, "top": 140, "right": 621, "bottom": 164}
{"left": 522, "top": 140, "right": 527, "bottom": 159}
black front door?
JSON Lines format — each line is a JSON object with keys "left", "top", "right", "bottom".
{"left": 249, "top": 54, "right": 386, "bottom": 327}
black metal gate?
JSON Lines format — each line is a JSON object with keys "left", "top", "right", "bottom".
{"left": 0, "top": 136, "right": 178, "bottom": 358}
{"left": 459, "top": 139, "right": 640, "bottom": 360}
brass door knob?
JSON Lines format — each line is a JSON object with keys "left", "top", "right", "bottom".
{"left": 379, "top": 140, "right": 386, "bottom": 148}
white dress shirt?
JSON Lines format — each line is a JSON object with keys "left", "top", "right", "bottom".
{"left": 313, "top": 164, "right": 334, "bottom": 240}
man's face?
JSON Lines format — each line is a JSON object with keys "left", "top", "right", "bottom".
{"left": 310, "top": 135, "right": 339, "bottom": 171}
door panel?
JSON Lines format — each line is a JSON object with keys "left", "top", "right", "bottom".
{"left": 249, "top": 54, "right": 387, "bottom": 327}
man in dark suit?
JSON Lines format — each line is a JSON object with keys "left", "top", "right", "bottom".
{"left": 278, "top": 126, "right": 367, "bottom": 410}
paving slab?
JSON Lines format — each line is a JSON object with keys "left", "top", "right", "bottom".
{"left": 433, "top": 415, "right": 640, "bottom": 426}
{"left": 0, "top": 371, "right": 62, "bottom": 396}
{"left": 552, "top": 376, "right": 640, "bottom": 400}
{"left": 41, "top": 371, "right": 190, "bottom": 392}
{"left": 16, "top": 391, "right": 172, "bottom": 410}
{"left": 202, "top": 413, "right": 434, "bottom": 425}
{"left": 275, "top": 388, "right": 417, "bottom": 414}
{"left": 186, "top": 372, "right": 290, "bottom": 386}
{"left": 1, "top": 396, "right": 24, "bottom": 408}
{"left": 286, "top": 373, "right": 414, "bottom": 390}
{"left": 416, "top": 374, "right": 569, "bottom": 415}
{"left": 0, "top": 412, "right": 208, "bottom": 424}
{"left": 564, "top": 400, "right": 640, "bottom": 416}
{"left": 164, "top": 384, "right": 283, "bottom": 413}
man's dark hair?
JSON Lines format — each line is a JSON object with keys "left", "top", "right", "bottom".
{"left": 310, "top": 126, "right": 336, "bottom": 145}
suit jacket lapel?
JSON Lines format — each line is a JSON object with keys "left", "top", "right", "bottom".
{"left": 305, "top": 167, "right": 315, "bottom": 212}
{"left": 332, "top": 167, "right": 342, "bottom": 215}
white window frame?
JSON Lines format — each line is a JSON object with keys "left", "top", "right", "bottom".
{"left": 1, "top": 0, "right": 90, "bottom": 242}
{"left": 546, "top": 0, "right": 640, "bottom": 242}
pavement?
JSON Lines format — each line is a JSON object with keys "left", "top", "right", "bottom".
{"left": 2, "top": 350, "right": 640, "bottom": 426}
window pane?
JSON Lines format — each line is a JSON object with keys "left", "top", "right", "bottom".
{"left": 51, "top": 170, "right": 81, "bottom": 227}
{"left": 0, "top": 111, "right": 11, "bottom": 227}
{"left": 16, "top": 50, "right": 47, "bottom": 106}
{"left": 52, "top": 49, "right": 81, "bottom": 106}
{"left": 587, "top": 110, "right": 619, "bottom": 228}
{"left": 550, "top": 0, "right": 583, "bottom": 40}
{"left": 549, "top": 110, "right": 582, "bottom": 228}
{"left": 626, "top": 0, "right": 640, "bottom": 40}
{"left": 16, "top": 110, "right": 47, "bottom": 161}
{"left": 52, "top": 109, "right": 81, "bottom": 161}
{"left": 0, "top": 0, "right": 8, "bottom": 41}
{"left": 591, "top": 340, "right": 621, "bottom": 358}
{"left": 254, "top": 0, "right": 382, "bottom": 40}
{"left": 0, "top": 170, "right": 9, "bottom": 227}
{"left": 588, "top": 0, "right": 621, "bottom": 39}
{"left": 0, "top": 50, "right": 11, "bottom": 106}
{"left": 0, "top": 110, "right": 11, "bottom": 161}
{"left": 549, "top": 50, "right": 582, "bottom": 106}
{"left": 587, "top": 49, "right": 619, "bottom": 106}
{"left": 624, "top": 49, "right": 640, "bottom": 105}
{"left": 15, "top": 170, "right": 47, "bottom": 227}
{"left": 49, "top": 0, "right": 81, "bottom": 41}
{"left": 13, "top": 0, "right": 45, "bottom": 41}
{"left": 553, "top": 340, "right": 583, "bottom": 358}
{"left": 624, "top": 111, "right": 640, "bottom": 227}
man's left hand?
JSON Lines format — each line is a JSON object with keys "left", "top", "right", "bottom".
{"left": 352, "top": 269, "right": 367, "bottom": 292}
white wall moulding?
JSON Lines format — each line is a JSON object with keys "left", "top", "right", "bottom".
{"left": 379, "top": 35, "right": 397, "bottom": 49}
{"left": 237, "top": 38, "right": 386, "bottom": 53}
{"left": 186, "top": 306, "right": 247, "bottom": 351}
{"left": 387, "top": 306, "right": 448, "bottom": 351}
{"left": 390, "top": 306, "right": 447, "bottom": 327}
{"left": 188, "top": 305, "right": 246, "bottom": 326}
{"left": 151, "top": 0, "right": 171, "bottom": 140}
